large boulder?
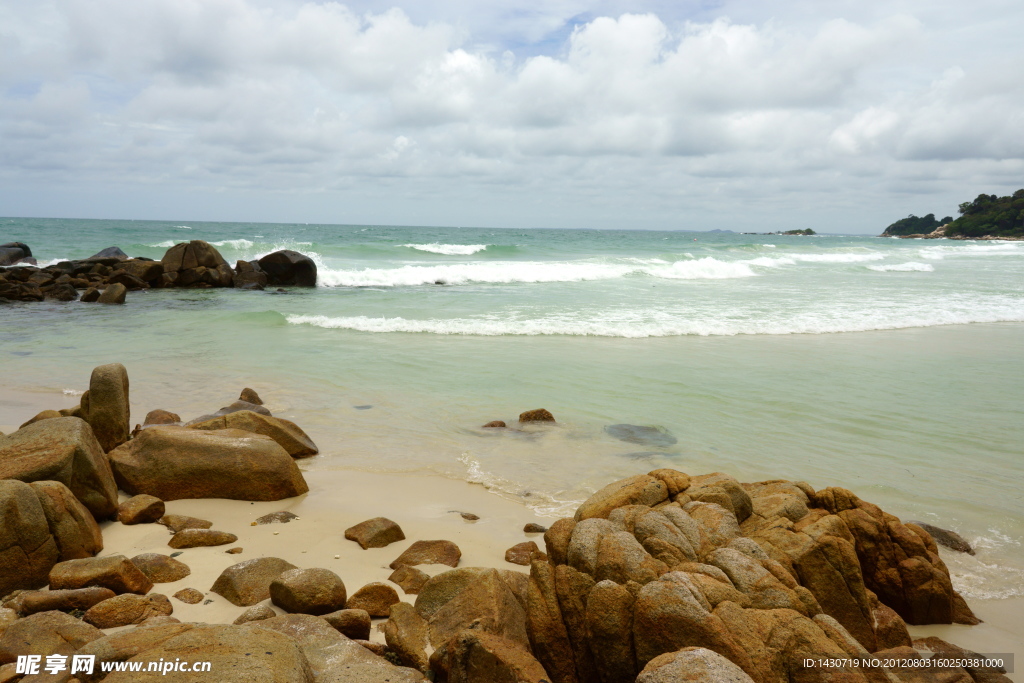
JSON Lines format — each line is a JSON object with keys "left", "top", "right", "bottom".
{"left": 323, "top": 609, "right": 371, "bottom": 640}
{"left": 432, "top": 630, "right": 550, "bottom": 683}
{"left": 49, "top": 554, "right": 154, "bottom": 595}
{"left": 421, "top": 567, "right": 528, "bottom": 651}
{"left": 83, "top": 593, "right": 173, "bottom": 628}
{"left": 0, "top": 242, "right": 31, "bottom": 266}
{"left": 130, "top": 553, "right": 191, "bottom": 583}
{"left": 346, "top": 582, "right": 399, "bottom": 617}
{"left": 0, "top": 610, "right": 103, "bottom": 664}
{"left": 161, "top": 241, "right": 233, "bottom": 288}
{"left": 574, "top": 474, "right": 669, "bottom": 521}
{"left": 257, "top": 250, "right": 317, "bottom": 287}
{"left": 13, "top": 587, "right": 115, "bottom": 616}
{"left": 0, "top": 417, "right": 119, "bottom": 518}
{"left": 0, "top": 480, "right": 59, "bottom": 596}
{"left": 270, "top": 568, "right": 347, "bottom": 615}
{"left": 83, "top": 363, "right": 130, "bottom": 452}
{"left": 66, "top": 622, "right": 197, "bottom": 683}
{"left": 107, "top": 425, "right": 309, "bottom": 501}
{"left": 384, "top": 602, "right": 430, "bottom": 671}
{"left": 97, "top": 282, "right": 128, "bottom": 304}
{"left": 210, "top": 557, "right": 298, "bottom": 606}
{"left": 189, "top": 410, "right": 318, "bottom": 458}
{"left": 636, "top": 647, "right": 755, "bottom": 683}
{"left": 29, "top": 480, "right": 103, "bottom": 560}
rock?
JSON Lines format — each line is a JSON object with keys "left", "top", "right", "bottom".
{"left": 637, "top": 647, "right": 755, "bottom": 683}
{"left": 88, "top": 247, "right": 128, "bottom": 260}
{"left": 49, "top": 555, "right": 154, "bottom": 595}
{"left": 15, "top": 587, "right": 116, "bottom": 616}
{"left": 190, "top": 410, "right": 319, "bottom": 458}
{"left": 116, "top": 259, "right": 164, "bottom": 284}
{"left": 390, "top": 540, "right": 461, "bottom": 569}
{"left": 45, "top": 282, "right": 79, "bottom": 301}
{"left": 423, "top": 568, "right": 528, "bottom": 651}
{"left": 239, "top": 388, "right": 263, "bottom": 405}
{"left": 605, "top": 424, "right": 677, "bottom": 447}
{"left": 686, "top": 473, "right": 753, "bottom": 523}
{"left": 107, "top": 425, "right": 308, "bottom": 501}
{"left": 172, "top": 588, "right": 204, "bottom": 604}
{"left": 103, "top": 623, "right": 314, "bottom": 683}
{"left": 389, "top": 565, "right": 430, "bottom": 594}
{"left": 157, "top": 514, "right": 212, "bottom": 533}
{"left": 505, "top": 541, "right": 541, "bottom": 566}
{"left": 323, "top": 608, "right": 371, "bottom": 640}
{"left": 83, "top": 593, "right": 173, "bottom": 628}
{"left": 118, "top": 494, "right": 165, "bottom": 525}
{"left": 0, "top": 243, "right": 30, "bottom": 266}
{"left": 524, "top": 523, "right": 548, "bottom": 534}
{"left": 233, "top": 603, "right": 277, "bottom": 624}
{"left": 0, "top": 416, "right": 119, "bottom": 518}
{"left": 142, "top": 409, "right": 180, "bottom": 426}
{"left": 162, "top": 240, "right": 229, "bottom": 274}
{"left": 96, "top": 282, "right": 127, "bottom": 304}
{"left": 383, "top": 602, "right": 429, "bottom": 672}
{"left": 210, "top": 557, "right": 298, "bottom": 606}
{"left": 108, "top": 270, "right": 149, "bottom": 290}
{"left": 81, "top": 363, "right": 131, "bottom": 453}
{"left": 586, "top": 578, "right": 637, "bottom": 682}
{"left": 0, "top": 610, "right": 103, "bottom": 664}
{"left": 346, "top": 517, "right": 406, "bottom": 549}
{"left": 459, "top": 511, "right": 480, "bottom": 521}
{"left": 19, "top": 410, "right": 62, "bottom": 429}
{"left": 257, "top": 250, "right": 317, "bottom": 287}
{"left": 346, "top": 582, "right": 400, "bottom": 617}
{"left": 0, "top": 480, "right": 59, "bottom": 596}
{"left": 482, "top": 420, "right": 506, "bottom": 428}
{"left": 80, "top": 287, "right": 100, "bottom": 303}
{"left": 254, "top": 510, "right": 299, "bottom": 525}
{"left": 907, "top": 521, "right": 975, "bottom": 555}
{"left": 212, "top": 399, "right": 272, "bottom": 417}
{"left": 168, "top": 529, "right": 238, "bottom": 548}
{"left": 226, "top": 547, "right": 243, "bottom": 554}
{"left": 28, "top": 480, "right": 103, "bottom": 561}
{"left": 519, "top": 408, "right": 555, "bottom": 423}
{"left": 543, "top": 518, "right": 576, "bottom": 566}
{"left": 234, "top": 271, "right": 268, "bottom": 289}
{"left": 433, "top": 630, "right": 549, "bottom": 683}
{"left": 270, "top": 568, "right": 347, "bottom": 615}
{"left": 574, "top": 474, "right": 669, "bottom": 521}
{"left": 130, "top": 553, "right": 190, "bottom": 583}
{"left": 136, "top": 615, "right": 180, "bottom": 628}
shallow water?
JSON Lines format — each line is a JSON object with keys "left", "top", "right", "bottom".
{"left": 2, "top": 216, "right": 1022, "bottom": 602}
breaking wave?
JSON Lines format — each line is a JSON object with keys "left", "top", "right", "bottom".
{"left": 867, "top": 262, "right": 935, "bottom": 272}
{"left": 402, "top": 243, "right": 490, "bottom": 255}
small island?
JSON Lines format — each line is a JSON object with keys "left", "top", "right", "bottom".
{"left": 882, "top": 189, "right": 1024, "bottom": 239}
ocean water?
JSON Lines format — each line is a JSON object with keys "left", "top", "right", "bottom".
{"left": 2, "top": 216, "right": 1023, "bottom": 601}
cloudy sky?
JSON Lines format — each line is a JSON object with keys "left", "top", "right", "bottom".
{"left": 1, "top": 0, "right": 1022, "bottom": 232}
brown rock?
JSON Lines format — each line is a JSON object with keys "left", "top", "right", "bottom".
{"left": 157, "top": 514, "right": 212, "bottom": 533}
{"left": 172, "top": 588, "right": 204, "bottom": 604}
{"left": 130, "top": 553, "right": 190, "bottom": 583}
{"left": 108, "top": 425, "right": 308, "bottom": 501}
{"left": 383, "top": 602, "right": 430, "bottom": 671}
{"left": 257, "top": 250, "right": 317, "bottom": 288}
{"left": 586, "top": 578, "right": 636, "bottom": 683}
{"left": 0, "top": 610, "right": 103, "bottom": 664}
{"left": 544, "top": 518, "right": 576, "bottom": 566}
{"left": 210, "top": 557, "right": 298, "bottom": 606}
{"left": 519, "top": 408, "right": 555, "bottom": 423}
{"left": 226, "top": 547, "right": 243, "bottom": 554}
{"left": 524, "top": 523, "right": 548, "bottom": 534}
{"left": 390, "top": 540, "right": 461, "bottom": 569}
{"left": 239, "top": 388, "right": 263, "bottom": 405}
{"left": 136, "top": 615, "right": 180, "bottom": 628}
{"left": 637, "top": 647, "right": 755, "bottom": 683}
{"left": 49, "top": 554, "right": 153, "bottom": 595}
{"left": 103, "top": 623, "right": 314, "bottom": 683}
{"left": 116, "top": 259, "right": 164, "bottom": 284}
{"left": 346, "top": 582, "right": 400, "bottom": 617}
{"left": 424, "top": 568, "right": 529, "bottom": 650}
{"left": 142, "top": 409, "right": 180, "bottom": 426}
{"left": 83, "top": 593, "right": 173, "bottom": 628}
{"left": 233, "top": 603, "right": 277, "bottom": 624}
{"left": 168, "top": 529, "right": 237, "bottom": 548}
{"left": 390, "top": 565, "right": 430, "bottom": 594}
{"left": 190, "top": 410, "right": 319, "bottom": 458}
{"left": 345, "top": 517, "right": 406, "bottom": 549}
{"left": 254, "top": 510, "right": 299, "bottom": 525}
{"left": 28, "top": 480, "right": 103, "bottom": 561}
{"left": 574, "top": 474, "right": 669, "bottom": 521}
{"left": 482, "top": 420, "right": 506, "bottom": 428}
{"left": 0, "top": 417, "right": 119, "bottom": 518}
{"left": 270, "top": 568, "right": 347, "bottom": 615}
{"left": 96, "top": 282, "right": 127, "bottom": 304}
{"left": 19, "top": 410, "right": 62, "bottom": 429}
{"left": 434, "top": 630, "right": 550, "bottom": 683}
{"left": 80, "top": 287, "right": 100, "bottom": 303}
{"left": 16, "top": 587, "right": 116, "bottom": 616}
{"left": 323, "top": 608, "right": 371, "bottom": 640}
{"left": 70, "top": 622, "right": 197, "bottom": 683}
{"left": 506, "top": 541, "right": 541, "bottom": 566}
{"left": 83, "top": 363, "right": 130, "bottom": 453}
{"left": 117, "top": 494, "right": 165, "bottom": 525}
{"left": 647, "top": 469, "right": 691, "bottom": 497}
{"left": 907, "top": 521, "right": 974, "bottom": 555}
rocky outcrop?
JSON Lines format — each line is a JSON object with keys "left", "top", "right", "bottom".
{"left": 0, "top": 610, "right": 103, "bottom": 664}
{"left": 107, "top": 425, "right": 308, "bottom": 501}
{"left": 257, "top": 250, "right": 317, "bottom": 287}
{"left": 189, "top": 410, "right": 319, "bottom": 458}
{"left": 390, "top": 565, "right": 430, "bottom": 594}
{"left": 0, "top": 242, "right": 31, "bottom": 266}
{"left": 0, "top": 417, "right": 119, "bottom": 518}
{"left": 637, "top": 647, "right": 755, "bottom": 682}
{"left": 161, "top": 240, "right": 234, "bottom": 288}
{"left": 431, "top": 629, "right": 550, "bottom": 683}
{"left": 0, "top": 480, "right": 60, "bottom": 596}
{"left": 29, "top": 480, "right": 103, "bottom": 561}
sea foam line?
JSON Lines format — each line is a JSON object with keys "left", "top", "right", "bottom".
{"left": 867, "top": 262, "right": 935, "bottom": 272}
{"left": 402, "top": 243, "right": 490, "bottom": 255}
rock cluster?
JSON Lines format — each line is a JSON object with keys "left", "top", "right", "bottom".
{"left": 0, "top": 241, "right": 318, "bottom": 303}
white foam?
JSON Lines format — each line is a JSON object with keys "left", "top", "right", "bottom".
{"left": 743, "top": 256, "right": 796, "bottom": 268}
{"left": 762, "top": 244, "right": 777, "bottom": 248}
{"left": 457, "top": 453, "right": 582, "bottom": 517}
{"left": 149, "top": 240, "right": 176, "bottom": 248}
{"left": 211, "top": 239, "right": 255, "bottom": 249}
{"left": 867, "top": 262, "right": 935, "bottom": 272}
{"left": 174, "top": 225, "right": 192, "bottom": 230}
{"left": 920, "top": 242, "right": 1024, "bottom": 258}
{"left": 783, "top": 252, "right": 886, "bottom": 263}
{"left": 62, "top": 388, "right": 84, "bottom": 396}
{"left": 402, "top": 243, "right": 489, "bottom": 255}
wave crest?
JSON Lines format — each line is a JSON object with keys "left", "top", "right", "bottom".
{"left": 402, "top": 243, "right": 490, "bottom": 255}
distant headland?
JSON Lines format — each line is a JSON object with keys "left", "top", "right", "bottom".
{"left": 882, "top": 189, "right": 1024, "bottom": 240}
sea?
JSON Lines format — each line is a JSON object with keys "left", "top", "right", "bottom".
{"left": 2, "top": 216, "right": 1023, "bottom": 604}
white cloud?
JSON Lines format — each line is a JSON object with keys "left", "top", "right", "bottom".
{"left": 0, "top": 0, "right": 1023, "bottom": 231}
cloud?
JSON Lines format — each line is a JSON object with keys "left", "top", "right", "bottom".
{"left": 1, "top": 0, "right": 1023, "bottom": 231}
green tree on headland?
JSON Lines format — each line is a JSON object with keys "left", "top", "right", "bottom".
{"left": 882, "top": 189, "right": 1024, "bottom": 238}
{"left": 778, "top": 229, "right": 816, "bottom": 235}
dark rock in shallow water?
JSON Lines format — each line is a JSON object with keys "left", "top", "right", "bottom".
{"left": 257, "top": 250, "right": 317, "bottom": 287}
{"left": 907, "top": 521, "right": 975, "bottom": 555}
{"left": 0, "top": 242, "right": 31, "bottom": 266}
{"left": 88, "top": 246, "right": 128, "bottom": 260}
{"left": 605, "top": 424, "right": 677, "bottom": 447}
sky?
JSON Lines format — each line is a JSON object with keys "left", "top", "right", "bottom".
{"left": 1, "top": 0, "right": 1022, "bottom": 233}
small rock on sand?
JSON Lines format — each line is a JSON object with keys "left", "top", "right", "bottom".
{"left": 323, "top": 608, "right": 371, "bottom": 640}
{"left": 344, "top": 517, "right": 406, "bottom": 549}
{"left": 226, "top": 547, "right": 243, "bottom": 554}
{"left": 158, "top": 514, "right": 213, "bottom": 533}
{"left": 345, "top": 582, "right": 400, "bottom": 617}
{"left": 254, "top": 511, "right": 298, "bottom": 525}
{"left": 233, "top": 603, "right": 276, "bottom": 624}
{"left": 270, "top": 568, "right": 347, "bottom": 615}
{"left": 130, "top": 553, "right": 191, "bottom": 583}
{"left": 173, "top": 588, "right": 204, "bottom": 604}
{"left": 210, "top": 557, "right": 298, "bottom": 607}
{"left": 389, "top": 539, "right": 461, "bottom": 570}
{"left": 504, "top": 541, "right": 541, "bottom": 566}
{"left": 388, "top": 565, "right": 430, "bottom": 595}
{"left": 168, "top": 529, "right": 238, "bottom": 549}
{"left": 118, "top": 494, "right": 165, "bottom": 525}
{"left": 523, "top": 523, "right": 548, "bottom": 533}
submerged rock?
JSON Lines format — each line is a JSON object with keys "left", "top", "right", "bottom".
{"left": 519, "top": 408, "right": 555, "bottom": 423}
{"left": 605, "top": 423, "right": 678, "bottom": 447}
{"left": 907, "top": 521, "right": 975, "bottom": 555}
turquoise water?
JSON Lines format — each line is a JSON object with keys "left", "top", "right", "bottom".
{"left": 2, "top": 216, "right": 1023, "bottom": 601}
